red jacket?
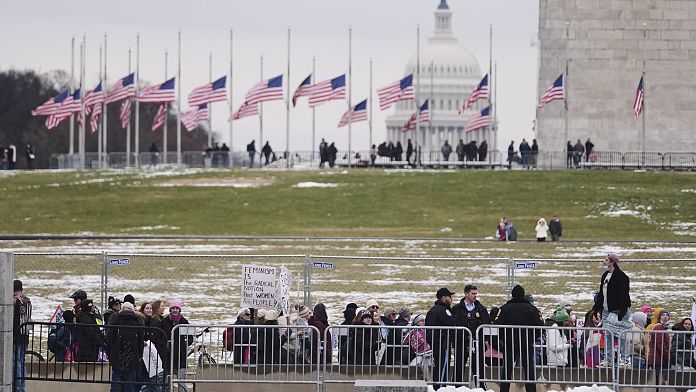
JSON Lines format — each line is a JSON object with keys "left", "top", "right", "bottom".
{"left": 648, "top": 324, "right": 670, "bottom": 367}
{"left": 308, "top": 316, "right": 332, "bottom": 363}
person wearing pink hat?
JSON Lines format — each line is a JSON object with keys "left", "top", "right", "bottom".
{"left": 160, "top": 300, "right": 192, "bottom": 392}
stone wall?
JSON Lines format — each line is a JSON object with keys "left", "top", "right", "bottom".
{"left": 537, "top": 0, "right": 696, "bottom": 152}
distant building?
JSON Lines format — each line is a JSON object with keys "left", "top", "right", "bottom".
{"left": 537, "top": 0, "right": 696, "bottom": 153}
{"left": 385, "top": 0, "right": 490, "bottom": 156}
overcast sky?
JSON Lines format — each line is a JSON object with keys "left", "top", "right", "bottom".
{"left": 1, "top": 0, "right": 539, "bottom": 152}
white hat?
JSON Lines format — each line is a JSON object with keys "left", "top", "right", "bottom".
{"left": 265, "top": 310, "right": 279, "bottom": 321}
{"left": 366, "top": 299, "right": 379, "bottom": 309}
{"left": 121, "top": 302, "right": 135, "bottom": 312}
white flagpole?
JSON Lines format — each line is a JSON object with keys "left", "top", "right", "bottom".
{"left": 103, "top": 33, "right": 108, "bottom": 164}
{"left": 127, "top": 47, "right": 132, "bottom": 167}
{"left": 163, "top": 50, "right": 168, "bottom": 164}
{"left": 369, "top": 57, "right": 373, "bottom": 149}
{"left": 493, "top": 61, "right": 498, "bottom": 165}
{"left": 229, "top": 28, "right": 234, "bottom": 160}
{"left": 69, "top": 36, "right": 75, "bottom": 155}
{"left": 312, "top": 56, "right": 316, "bottom": 160}
{"left": 415, "top": 25, "right": 421, "bottom": 164}
{"left": 98, "top": 46, "right": 103, "bottom": 168}
{"left": 641, "top": 22, "right": 647, "bottom": 164}
{"left": 208, "top": 52, "right": 213, "bottom": 150}
{"left": 489, "top": 24, "right": 494, "bottom": 153}
{"left": 347, "top": 25, "right": 352, "bottom": 168}
{"left": 79, "top": 35, "right": 86, "bottom": 169}
{"left": 259, "top": 55, "right": 264, "bottom": 154}
{"left": 564, "top": 21, "right": 570, "bottom": 152}
{"left": 286, "top": 25, "right": 291, "bottom": 167}
{"left": 177, "top": 29, "right": 182, "bottom": 165}
{"left": 430, "top": 59, "right": 434, "bottom": 151}
{"left": 135, "top": 32, "right": 140, "bottom": 166}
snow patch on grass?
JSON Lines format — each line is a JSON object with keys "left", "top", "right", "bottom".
{"left": 293, "top": 182, "right": 338, "bottom": 188}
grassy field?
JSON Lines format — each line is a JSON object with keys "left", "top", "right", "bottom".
{"left": 0, "top": 168, "right": 695, "bottom": 240}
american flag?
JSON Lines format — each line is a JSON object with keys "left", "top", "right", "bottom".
{"left": 80, "top": 83, "right": 105, "bottom": 126}
{"left": 181, "top": 104, "right": 209, "bottom": 132}
{"left": 633, "top": 76, "right": 644, "bottom": 118}
{"left": 45, "top": 114, "right": 69, "bottom": 130}
{"left": 244, "top": 75, "right": 283, "bottom": 105}
{"left": 402, "top": 99, "right": 430, "bottom": 132}
{"left": 119, "top": 99, "right": 132, "bottom": 129}
{"left": 338, "top": 99, "right": 368, "bottom": 127}
{"left": 188, "top": 76, "right": 227, "bottom": 107}
{"left": 460, "top": 74, "right": 489, "bottom": 113}
{"left": 90, "top": 103, "right": 102, "bottom": 134}
{"left": 46, "top": 89, "right": 82, "bottom": 130}
{"left": 292, "top": 74, "right": 312, "bottom": 107}
{"left": 377, "top": 74, "right": 414, "bottom": 111}
{"left": 231, "top": 102, "right": 259, "bottom": 121}
{"left": 465, "top": 106, "right": 491, "bottom": 132}
{"left": 538, "top": 73, "right": 565, "bottom": 108}
{"left": 308, "top": 74, "right": 346, "bottom": 107}
{"left": 32, "top": 90, "right": 69, "bottom": 116}
{"left": 137, "top": 77, "right": 176, "bottom": 103}
{"left": 105, "top": 73, "right": 135, "bottom": 104}
{"left": 152, "top": 104, "right": 166, "bottom": 131}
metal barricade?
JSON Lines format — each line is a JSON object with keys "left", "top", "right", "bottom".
{"left": 476, "top": 324, "right": 616, "bottom": 390}
{"left": 623, "top": 152, "right": 663, "bottom": 169}
{"left": 618, "top": 327, "right": 696, "bottom": 390}
{"left": 324, "top": 324, "right": 473, "bottom": 388}
{"left": 169, "top": 324, "right": 322, "bottom": 391}
{"left": 664, "top": 152, "right": 696, "bottom": 170}
{"left": 17, "top": 321, "right": 166, "bottom": 389}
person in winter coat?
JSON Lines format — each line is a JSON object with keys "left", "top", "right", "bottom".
{"left": 13, "top": 280, "right": 31, "bottom": 392}
{"left": 585, "top": 138, "right": 595, "bottom": 162}
{"left": 478, "top": 140, "right": 488, "bottom": 161}
{"left": 308, "top": 303, "right": 332, "bottom": 364}
{"left": 76, "top": 299, "right": 104, "bottom": 362}
{"left": 328, "top": 143, "right": 338, "bottom": 168}
{"left": 573, "top": 139, "right": 585, "bottom": 167}
{"left": 549, "top": 215, "right": 563, "bottom": 242}
{"left": 670, "top": 317, "right": 694, "bottom": 369}
{"left": 496, "top": 285, "right": 544, "bottom": 392}
{"left": 261, "top": 142, "right": 273, "bottom": 165}
{"left": 456, "top": 140, "right": 465, "bottom": 162}
{"left": 159, "top": 300, "right": 192, "bottom": 392}
{"left": 338, "top": 303, "right": 358, "bottom": 364}
{"left": 583, "top": 310, "right": 603, "bottom": 368}
{"left": 403, "top": 314, "right": 432, "bottom": 381}
{"left": 566, "top": 141, "right": 574, "bottom": 168}
{"left": 592, "top": 253, "right": 632, "bottom": 366}
{"left": 406, "top": 139, "right": 414, "bottom": 165}
{"left": 535, "top": 218, "right": 549, "bottom": 242}
{"left": 441, "top": 141, "right": 452, "bottom": 161}
{"left": 452, "top": 284, "right": 491, "bottom": 388}
{"left": 349, "top": 311, "right": 380, "bottom": 366}
{"left": 425, "top": 287, "right": 457, "bottom": 389}
{"left": 106, "top": 302, "right": 145, "bottom": 392}
{"left": 507, "top": 141, "right": 515, "bottom": 169}
{"left": 394, "top": 141, "right": 404, "bottom": 161}
{"left": 626, "top": 311, "right": 648, "bottom": 369}
{"left": 103, "top": 296, "right": 122, "bottom": 325}
{"left": 546, "top": 307, "right": 571, "bottom": 367}
{"left": 256, "top": 310, "right": 286, "bottom": 364}
{"left": 391, "top": 308, "right": 412, "bottom": 365}
{"left": 648, "top": 309, "right": 671, "bottom": 373}
{"left": 223, "top": 308, "right": 253, "bottom": 364}
{"left": 55, "top": 310, "right": 78, "bottom": 362}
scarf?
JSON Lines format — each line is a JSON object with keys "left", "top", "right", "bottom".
{"left": 14, "top": 291, "right": 30, "bottom": 305}
{"left": 169, "top": 313, "right": 182, "bottom": 325}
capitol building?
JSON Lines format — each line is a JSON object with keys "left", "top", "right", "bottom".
{"left": 385, "top": 0, "right": 491, "bottom": 155}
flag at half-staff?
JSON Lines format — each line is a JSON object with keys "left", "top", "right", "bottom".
{"left": 119, "top": 99, "right": 132, "bottom": 129}
{"left": 402, "top": 99, "right": 430, "bottom": 132}
{"left": 377, "top": 74, "right": 414, "bottom": 110}
{"left": 460, "top": 74, "right": 488, "bottom": 113}
{"left": 244, "top": 75, "right": 284, "bottom": 105}
{"left": 31, "top": 90, "right": 69, "bottom": 116}
{"left": 465, "top": 106, "right": 491, "bottom": 133}
{"left": 105, "top": 73, "right": 136, "bottom": 104}
{"left": 46, "top": 89, "right": 82, "bottom": 130}
{"left": 188, "top": 76, "right": 227, "bottom": 107}
{"left": 308, "top": 74, "right": 346, "bottom": 107}
{"left": 292, "top": 74, "right": 312, "bottom": 107}
{"left": 537, "top": 73, "right": 565, "bottom": 108}
{"left": 152, "top": 104, "right": 166, "bottom": 131}
{"left": 633, "top": 76, "right": 644, "bottom": 118}
{"left": 338, "top": 99, "right": 367, "bottom": 127}
{"left": 181, "top": 104, "right": 209, "bottom": 132}
{"left": 81, "top": 82, "right": 105, "bottom": 130}
{"left": 231, "top": 102, "right": 259, "bottom": 121}
{"left": 136, "top": 78, "right": 176, "bottom": 103}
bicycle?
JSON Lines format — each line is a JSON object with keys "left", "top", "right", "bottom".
{"left": 186, "top": 327, "right": 216, "bottom": 365}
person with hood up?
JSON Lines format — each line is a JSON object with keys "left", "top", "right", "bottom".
{"left": 338, "top": 303, "right": 358, "bottom": 364}
{"left": 106, "top": 302, "right": 145, "bottom": 392}
{"left": 546, "top": 307, "right": 571, "bottom": 367}
{"left": 76, "top": 299, "right": 104, "bottom": 362}
{"left": 625, "top": 311, "right": 648, "bottom": 369}
{"left": 160, "top": 300, "right": 192, "bottom": 392}
{"left": 308, "top": 303, "right": 332, "bottom": 364}
{"left": 648, "top": 309, "right": 671, "bottom": 371}
{"left": 496, "top": 285, "right": 544, "bottom": 392}
{"left": 403, "top": 314, "right": 432, "bottom": 381}
{"left": 592, "top": 253, "right": 632, "bottom": 367}
{"left": 535, "top": 218, "right": 549, "bottom": 242}
{"left": 425, "top": 287, "right": 456, "bottom": 389}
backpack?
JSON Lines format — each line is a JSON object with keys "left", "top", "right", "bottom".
{"left": 47, "top": 325, "right": 58, "bottom": 353}
{"left": 116, "top": 327, "right": 140, "bottom": 371}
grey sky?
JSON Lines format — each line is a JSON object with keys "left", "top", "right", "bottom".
{"left": 1, "top": 0, "right": 539, "bottom": 152}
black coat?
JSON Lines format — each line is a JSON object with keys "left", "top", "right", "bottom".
{"left": 593, "top": 266, "right": 631, "bottom": 314}
{"left": 425, "top": 300, "right": 456, "bottom": 349}
{"left": 160, "top": 315, "right": 193, "bottom": 371}
{"left": 105, "top": 311, "right": 145, "bottom": 371}
{"left": 452, "top": 299, "right": 491, "bottom": 335}
{"left": 349, "top": 323, "right": 380, "bottom": 365}
{"left": 76, "top": 312, "right": 104, "bottom": 362}
{"left": 549, "top": 220, "right": 563, "bottom": 236}
{"left": 256, "top": 320, "right": 284, "bottom": 364}
{"left": 497, "top": 297, "right": 544, "bottom": 344}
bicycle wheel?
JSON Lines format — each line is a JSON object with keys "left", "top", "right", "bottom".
{"left": 25, "top": 350, "right": 45, "bottom": 362}
{"left": 198, "top": 353, "right": 216, "bottom": 366}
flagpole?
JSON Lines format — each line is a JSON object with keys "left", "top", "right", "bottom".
{"left": 564, "top": 21, "right": 570, "bottom": 153}
{"left": 69, "top": 36, "right": 75, "bottom": 156}
{"left": 369, "top": 57, "right": 373, "bottom": 149}
{"left": 208, "top": 52, "right": 213, "bottom": 150}
{"left": 347, "top": 25, "right": 352, "bottom": 168}
{"left": 415, "top": 24, "right": 421, "bottom": 165}
{"left": 177, "top": 29, "right": 182, "bottom": 165}
{"left": 430, "top": 59, "right": 434, "bottom": 153}
{"left": 127, "top": 47, "right": 132, "bottom": 168}
{"left": 79, "top": 35, "right": 86, "bottom": 169}
{"left": 641, "top": 22, "right": 647, "bottom": 165}
{"left": 312, "top": 56, "right": 316, "bottom": 161}
{"left": 489, "top": 24, "right": 494, "bottom": 154}
{"left": 493, "top": 60, "right": 498, "bottom": 165}
{"left": 135, "top": 32, "right": 141, "bottom": 166}
{"left": 229, "top": 28, "right": 234, "bottom": 162}
{"left": 163, "top": 50, "right": 168, "bottom": 164}
{"left": 98, "top": 46, "right": 103, "bottom": 168}
{"left": 286, "top": 25, "right": 291, "bottom": 167}
{"left": 259, "top": 54, "right": 264, "bottom": 155}
{"left": 103, "top": 33, "right": 108, "bottom": 164}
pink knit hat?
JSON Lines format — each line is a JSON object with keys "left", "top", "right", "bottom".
{"left": 607, "top": 253, "right": 620, "bottom": 266}
{"left": 168, "top": 299, "right": 183, "bottom": 310}
{"left": 641, "top": 305, "right": 653, "bottom": 313}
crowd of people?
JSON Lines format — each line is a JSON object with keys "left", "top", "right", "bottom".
{"left": 12, "top": 253, "right": 696, "bottom": 392}
{"left": 1, "top": 143, "right": 35, "bottom": 170}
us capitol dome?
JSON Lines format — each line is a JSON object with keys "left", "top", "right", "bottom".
{"left": 385, "top": 0, "right": 489, "bottom": 154}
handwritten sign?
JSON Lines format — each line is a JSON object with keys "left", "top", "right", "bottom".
{"left": 241, "top": 265, "right": 277, "bottom": 309}
{"left": 276, "top": 266, "right": 292, "bottom": 314}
